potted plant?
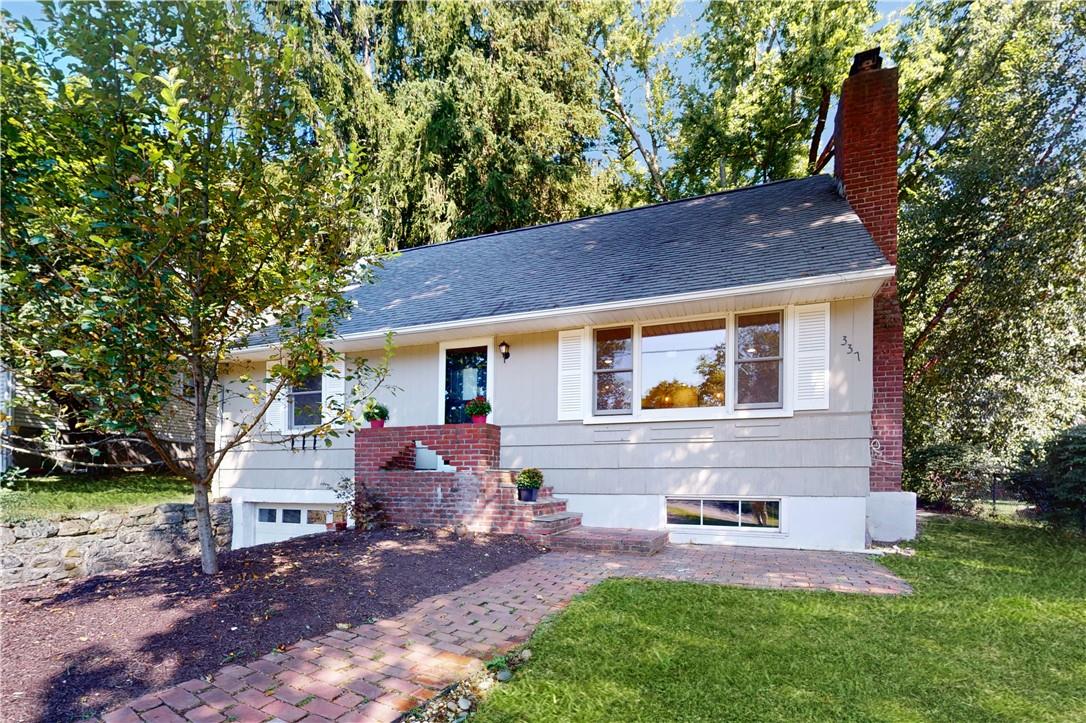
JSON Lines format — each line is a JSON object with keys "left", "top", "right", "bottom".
{"left": 465, "top": 396, "right": 491, "bottom": 425}
{"left": 363, "top": 400, "right": 389, "bottom": 428}
{"left": 516, "top": 467, "right": 543, "bottom": 502}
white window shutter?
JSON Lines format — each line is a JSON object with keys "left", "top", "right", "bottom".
{"left": 793, "top": 303, "right": 830, "bottom": 410}
{"left": 557, "top": 329, "right": 586, "bottom": 421}
{"left": 322, "top": 357, "right": 346, "bottom": 425}
{"left": 264, "top": 360, "right": 286, "bottom": 432}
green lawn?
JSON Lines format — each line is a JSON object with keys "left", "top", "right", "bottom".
{"left": 475, "top": 517, "right": 1086, "bottom": 722}
{"left": 0, "top": 472, "right": 192, "bottom": 522}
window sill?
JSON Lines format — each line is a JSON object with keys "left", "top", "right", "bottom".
{"left": 668, "top": 526, "right": 784, "bottom": 537}
{"left": 581, "top": 407, "right": 792, "bottom": 425}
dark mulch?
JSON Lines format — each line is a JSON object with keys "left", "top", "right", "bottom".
{"left": 0, "top": 528, "right": 542, "bottom": 723}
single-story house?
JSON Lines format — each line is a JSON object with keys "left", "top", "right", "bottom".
{"left": 215, "top": 50, "right": 915, "bottom": 552}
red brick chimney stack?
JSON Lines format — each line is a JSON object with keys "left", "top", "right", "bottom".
{"left": 834, "top": 47, "right": 903, "bottom": 493}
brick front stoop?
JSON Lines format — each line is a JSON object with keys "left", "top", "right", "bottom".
{"left": 101, "top": 546, "right": 910, "bottom": 723}
{"left": 354, "top": 424, "right": 589, "bottom": 546}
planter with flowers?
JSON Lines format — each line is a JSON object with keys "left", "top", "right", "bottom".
{"left": 363, "top": 400, "right": 389, "bottom": 428}
{"left": 516, "top": 467, "right": 543, "bottom": 502}
{"left": 465, "top": 396, "right": 491, "bottom": 425}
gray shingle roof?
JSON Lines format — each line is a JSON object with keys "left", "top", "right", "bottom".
{"left": 255, "top": 175, "right": 889, "bottom": 345}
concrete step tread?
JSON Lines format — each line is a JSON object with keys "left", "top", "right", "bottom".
{"left": 554, "top": 526, "right": 667, "bottom": 540}
{"left": 516, "top": 495, "right": 563, "bottom": 505}
{"left": 531, "top": 512, "right": 583, "bottom": 523}
{"left": 544, "top": 526, "right": 668, "bottom": 556}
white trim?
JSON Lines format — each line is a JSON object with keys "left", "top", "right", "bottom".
{"left": 437, "top": 337, "right": 495, "bottom": 424}
{"left": 231, "top": 267, "right": 894, "bottom": 358}
{"left": 581, "top": 304, "right": 794, "bottom": 425}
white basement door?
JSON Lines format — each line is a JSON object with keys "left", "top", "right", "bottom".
{"left": 252, "top": 504, "right": 336, "bottom": 546}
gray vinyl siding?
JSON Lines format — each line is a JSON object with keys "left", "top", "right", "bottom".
{"left": 214, "top": 299, "right": 874, "bottom": 500}
{"left": 492, "top": 298, "right": 872, "bottom": 498}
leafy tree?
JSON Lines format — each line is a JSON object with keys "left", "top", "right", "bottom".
{"left": 1, "top": 1, "right": 387, "bottom": 574}
{"left": 884, "top": 0, "right": 1086, "bottom": 462}
{"left": 673, "top": 0, "right": 875, "bottom": 194}
{"left": 587, "top": 0, "right": 683, "bottom": 204}
{"left": 270, "top": 0, "right": 607, "bottom": 249}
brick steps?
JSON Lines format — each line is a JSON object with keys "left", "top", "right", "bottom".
{"left": 355, "top": 424, "right": 587, "bottom": 541}
{"left": 542, "top": 526, "right": 669, "bottom": 556}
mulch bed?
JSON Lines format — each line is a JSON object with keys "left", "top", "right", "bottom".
{"left": 0, "top": 527, "right": 542, "bottom": 723}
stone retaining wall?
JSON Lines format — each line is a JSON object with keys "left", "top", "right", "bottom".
{"left": 0, "top": 502, "right": 232, "bottom": 589}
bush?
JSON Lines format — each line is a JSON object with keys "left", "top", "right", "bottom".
{"left": 904, "top": 443, "right": 1000, "bottom": 513}
{"left": 516, "top": 468, "right": 543, "bottom": 490}
{"left": 1009, "top": 424, "right": 1086, "bottom": 534}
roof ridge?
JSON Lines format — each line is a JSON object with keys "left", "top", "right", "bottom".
{"left": 394, "top": 174, "right": 831, "bottom": 255}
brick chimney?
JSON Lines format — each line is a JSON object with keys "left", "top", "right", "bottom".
{"left": 833, "top": 47, "right": 903, "bottom": 493}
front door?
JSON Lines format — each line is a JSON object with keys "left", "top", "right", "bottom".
{"left": 444, "top": 345, "right": 488, "bottom": 423}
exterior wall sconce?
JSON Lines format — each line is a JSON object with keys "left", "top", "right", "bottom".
{"left": 498, "top": 340, "right": 510, "bottom": 362}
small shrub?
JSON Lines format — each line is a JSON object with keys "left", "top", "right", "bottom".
{"left": 904, "top": 443, "right": 999, "bottom": 513}
{"left": 0, "top": 466, "right": 29, "bottom": 490}
{"left": 1009, "top": 424, "right": 1086, "bottom": 534}
{"left": 516, "top": 468, "right": 543, "bottom": 490}
{"left": 325, "top": 476, "right": 383, "bottom": 529}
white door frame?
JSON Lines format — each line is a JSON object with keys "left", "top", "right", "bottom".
{"left": 437, "top": 337, "right": 495, "bottom": 424}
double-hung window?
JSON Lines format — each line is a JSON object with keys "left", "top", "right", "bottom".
{"left": 735, "top": 311, "right": 783, "bottom": 409}
{"left": 288, "top": 374, "right": 322, "bottom": 428}
{"left": 593, "top": 327, "right": 633, "bottom": 414}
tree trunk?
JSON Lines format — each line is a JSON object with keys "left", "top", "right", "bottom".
{"left": 191, "top": 110, "right": 219, "bottom": 575}
{"left": 192, "top": 481, "right": 219, "bottom": 574}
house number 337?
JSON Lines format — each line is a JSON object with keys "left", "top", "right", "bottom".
{"left": 841, "top": 336, "right": 861, "bottom": 362}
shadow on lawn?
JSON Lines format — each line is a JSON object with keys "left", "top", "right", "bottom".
{"left": 7, "top": 528, "right": 540, "bottom": 722}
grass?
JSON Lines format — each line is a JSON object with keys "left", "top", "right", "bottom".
{"left": 474, "top": 517, "right": 1086, "bottom": 722}
{"left": 0, "top": 472, "right": 192, "bottom": 522}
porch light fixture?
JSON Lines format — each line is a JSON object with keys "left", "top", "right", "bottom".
{"left": 498, "top": 340, "right": 510, "bottom": 362}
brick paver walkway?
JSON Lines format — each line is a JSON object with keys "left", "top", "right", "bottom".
{"left": 101, "top": 545, "right": 909, "bottom": 723}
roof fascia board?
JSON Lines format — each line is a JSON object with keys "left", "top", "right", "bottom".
{"left": 230, "top": 265, "right": 894, "bottom": 360}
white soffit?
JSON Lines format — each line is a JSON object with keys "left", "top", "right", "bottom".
{"left": 230, "top": 266, "right": 893, "bottom": 359}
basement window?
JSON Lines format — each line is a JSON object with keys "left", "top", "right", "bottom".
{"left": 666, "top": 498, "right": 780, "bottom": 530}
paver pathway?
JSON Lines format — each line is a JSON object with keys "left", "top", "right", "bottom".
{"left": 101, "top": 545, "right": 909, "bottom": 723}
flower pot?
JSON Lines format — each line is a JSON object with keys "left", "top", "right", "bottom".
{"left": 517, "top": 487, "right": 539, "bottom": 502}
{"left": 369, "top": 419, "right": 386, "bottom": 428}
{"left": 471, "top": 415, "right": 487, "bottom": 425}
